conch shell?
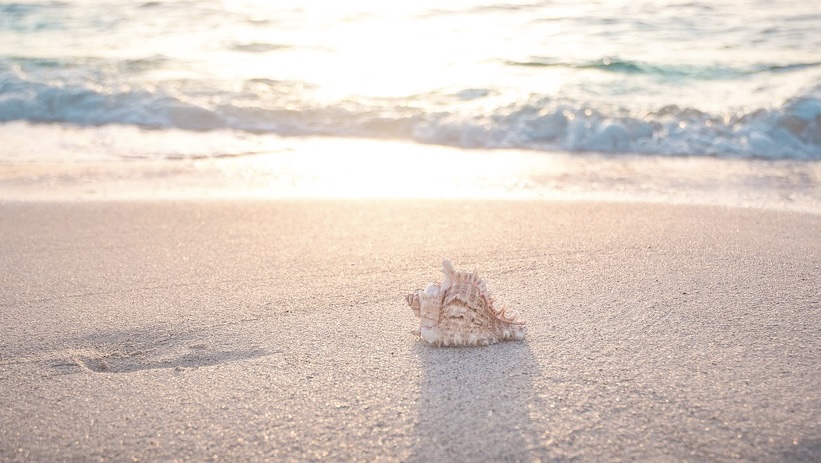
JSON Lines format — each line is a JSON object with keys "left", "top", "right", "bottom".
{"left": 405, "top": 260, "right": 527, "bottom": 347}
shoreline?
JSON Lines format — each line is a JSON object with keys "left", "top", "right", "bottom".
{"left": 1, "top": 199, "right": 819, "bottom": 461}
{"left": 2, "top": 146, "right": 821, "bottom": 217}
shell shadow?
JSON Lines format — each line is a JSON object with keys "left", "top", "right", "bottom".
{"left": 780, "top": 437, "right": 821, "bottom": 463}
{"left": 409, "top": 340, "right": 544, "bottom": 462}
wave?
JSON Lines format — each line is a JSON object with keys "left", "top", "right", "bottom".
{"left": 1, "top": 67, "right": 819, "bottom": 159}
{"left": 507, "top": 57, "right": 821, "bottom": 79}
{"left": 412, "top": 99, "right": 821, "bottom": 159}
{"left": 0, "top": 1, "right": 68, "bottom": 33}
{"left": 230, "top": 42, "right": 291, "bottom": 53}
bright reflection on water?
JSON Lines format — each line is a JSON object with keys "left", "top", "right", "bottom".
{"left": 0, "top": 0, "right": 819, "bottom": 165}
{"left": 4, "top": 0, "right": 820, "bottom": 111}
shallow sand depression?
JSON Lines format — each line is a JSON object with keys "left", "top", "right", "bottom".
{"left": 0, "top": 200, "right": 819, "bottom": 461}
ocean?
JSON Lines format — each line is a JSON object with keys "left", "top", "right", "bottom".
{"left": 1, "top": 0, "right": 820, "bottom": 203}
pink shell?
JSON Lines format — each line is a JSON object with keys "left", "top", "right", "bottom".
{"left": 405, "top": 260, "right": 527, "bottom": 347}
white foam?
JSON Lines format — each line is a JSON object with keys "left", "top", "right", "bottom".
{"left": 1, "top": 69, "right": 818, "bottom": 159}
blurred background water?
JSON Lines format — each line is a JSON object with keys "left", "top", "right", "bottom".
{"left": 1, "top": 0, "right": 820, "bottom": 160}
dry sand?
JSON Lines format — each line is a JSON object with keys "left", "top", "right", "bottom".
{"left": 0, "top": 200, "right": 819, "bottom": 462}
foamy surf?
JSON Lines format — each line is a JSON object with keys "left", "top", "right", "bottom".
{"left": 1, "top": 64, "right": 819, "bottom": 158}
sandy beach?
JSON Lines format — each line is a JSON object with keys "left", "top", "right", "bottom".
{"left": 0, "top": 199, "right": 818, "bottom": 462}
{"left": 3, "top": 0, "right": 820, "bottom": 460}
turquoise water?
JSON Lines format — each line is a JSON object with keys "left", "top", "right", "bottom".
{"left": 1, "top": 0, "right": 820, "bottom": 159}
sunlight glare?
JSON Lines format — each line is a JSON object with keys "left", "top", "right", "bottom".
{"left": 241, "top": 139, "right": 537, "bottom": 199}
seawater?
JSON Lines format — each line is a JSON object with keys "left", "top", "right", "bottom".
{"left": 1, "top": 0, "right": 820, "bottom": 159}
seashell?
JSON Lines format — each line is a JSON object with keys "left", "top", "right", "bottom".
{"left": 405, "top": 260, "right": 527, "bottom": 347}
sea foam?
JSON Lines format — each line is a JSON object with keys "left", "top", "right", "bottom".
{"left": 1, "top": 66, "right": 818, "bottom": 159}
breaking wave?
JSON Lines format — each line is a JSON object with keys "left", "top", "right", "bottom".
{"left": 1, "top": 62, "right": 819, "bottom": 159}
{"left": 507, "top": 57, "right": 821, "bottom": 80}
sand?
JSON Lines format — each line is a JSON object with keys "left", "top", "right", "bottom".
{"left": 0, "top": 199, "right": 819, "bottom": 462}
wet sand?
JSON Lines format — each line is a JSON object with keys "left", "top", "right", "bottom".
{"left": 1, "top": 200, "right": 819, "bottom": 462}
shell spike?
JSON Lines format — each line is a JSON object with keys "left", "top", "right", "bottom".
{"left": 440, "top": 260, "right": 457, "bottom": 291}
{"left": 441, "top": 260, "right": 455, "bottom": 277}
